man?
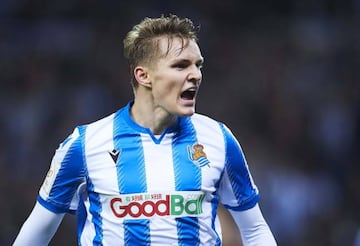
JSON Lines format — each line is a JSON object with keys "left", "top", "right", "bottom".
{"left": 13, "top": 15, "right": 277, "bottom": 245}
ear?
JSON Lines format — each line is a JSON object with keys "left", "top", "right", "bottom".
{"left": 134, "top": 66, "right": 152, "bottom": 88}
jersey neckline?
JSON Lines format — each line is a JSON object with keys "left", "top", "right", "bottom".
{"left": 121, "top": 101, "right": 185, "bottom": 144}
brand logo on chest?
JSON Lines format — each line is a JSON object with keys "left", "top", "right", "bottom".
{"left": 108, "top": 149, "right": 121, "bottom": 163}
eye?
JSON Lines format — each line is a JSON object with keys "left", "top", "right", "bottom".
{"left": 172, "top": 62, "right": 189, "bottom": 70}
{"left": 196, "top": 62, "right": 203, "bottom": 69}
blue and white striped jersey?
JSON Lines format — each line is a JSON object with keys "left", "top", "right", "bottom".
{"left": 38, "top": 101, "right": 259, "bottom": 245}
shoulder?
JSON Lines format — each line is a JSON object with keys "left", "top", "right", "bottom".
{"left": 188, "top": 113, "right": 230, "bottom": 147}
{"left": 83, "top": 111, "right": 116, "bottom": 133}
{"left": 190, "top": 113, "right": 242, "bottom": 151}
{"left": 191, "top": 112, "right": 217, "bottom": 122}
{"left": 57, "top": 110, "right": 119, "bottom": 151}
{"left": 82, "top": 104, "right": 130, "bottom": 137}
{"left": 190, "top": 113, "right": 229, "bottom": 134}
{"left": 190, "top": 113, "right": 221, "bottom": 127}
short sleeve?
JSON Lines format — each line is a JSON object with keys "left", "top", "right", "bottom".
{"left": 218, "top": 123, "right": 259, "bottom": 211}
{"left": 38, "top": 126, "right": 87, "bottom": 214}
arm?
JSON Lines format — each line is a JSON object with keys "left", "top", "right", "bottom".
{"left": 14, "top": 127, "right": 85, "bottom": 246}
{"left": 229, "top": 204, "right": 277, "bottom": 246}
{"left": 218, "top": 204, "right": 243, "bottom": 246}
{"left": 218, "top": 123, "right": 276, "bottom": 245}
{"left": 13, "top": 201, "right": 65, "bottom": 246}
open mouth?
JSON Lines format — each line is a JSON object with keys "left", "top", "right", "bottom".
{"left": 180, "top": 88, "right": 197, "bottom": 100}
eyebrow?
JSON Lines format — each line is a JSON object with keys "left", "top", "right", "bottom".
{"left": 172, "top": 57, "right": 204, "bottom": 64}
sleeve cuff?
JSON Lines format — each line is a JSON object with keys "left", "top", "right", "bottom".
{"left": 223, "top": 193, "right": 260, "bottom": 211}
{"left": 37, "top": 195, "right": 77, "bottom": 215}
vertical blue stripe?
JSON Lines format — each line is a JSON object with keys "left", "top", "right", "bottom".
{"left": 172, "top": 117, "right": 201, "bottom": 190}
{"left": 124, "top": 220, "right": 150, "bottom": 245}
{"left": 48, "top": 127, "right": 86, "bottom": 213}
{"left": 77, "top": 126, "right": 87, "bottom": 246}
{"left": 212, "top": 174, "right": 222, "bottom": 246}
{"left": 172, "top": 117, "right": 201, "bottom": 246}
{"left": 88, "top": 185, "right": 103, "bottom": 245}
{"left": 77, "top": 195, "right": 86, "bottom": 246}
{"left": 77, "top": 126, "right": 104, "bottom": 245}
{"left": 219, "top": 123, "right": 259, "bottom": 210}
{"left": 113, "top": 109, "right": 147, "bottom": 193}
{"left": 210, "top": 193, "right": 221, "bottom": 246}
{"left": 113, "top": 109, "right": 150, "bottom": 245}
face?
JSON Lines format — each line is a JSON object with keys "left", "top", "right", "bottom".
{"left": 147, "top": 37, "right": 204, "bottom": 117}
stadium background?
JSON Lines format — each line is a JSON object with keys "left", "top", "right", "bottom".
{"left": 0, "top": 1, "right": 359, "bottom": 245}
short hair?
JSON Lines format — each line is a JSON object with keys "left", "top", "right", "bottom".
{"left": 123, "top": 14, "right": 199, "bottom": 87}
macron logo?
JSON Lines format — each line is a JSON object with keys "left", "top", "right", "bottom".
{"left": 109, "top": 149, "right": 120, "bottom": 163}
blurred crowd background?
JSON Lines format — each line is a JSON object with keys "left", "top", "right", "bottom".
{"left": 1, "top": 1, "right": 359, "bottom": 245}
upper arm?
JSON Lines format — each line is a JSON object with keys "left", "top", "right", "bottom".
{"left": 38, "top": 126, "right": 87, "bottom": 214}
{"left": 218, "top": 123, "right": 259, "bottom": 211}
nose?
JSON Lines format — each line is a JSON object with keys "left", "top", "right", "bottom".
{"left": 188, "top": 65, "right": 202, "bottom": 84}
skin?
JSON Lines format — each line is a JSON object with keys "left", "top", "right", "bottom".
{"left": 131, "top": 36, "right": 204, "bottom": 134}
{"left": 218, "top": 204, "right": 243, "bottom": 246}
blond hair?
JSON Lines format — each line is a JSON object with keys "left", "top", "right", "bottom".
{"left": 123, "top": 14, "right": 199, "bottom": 87}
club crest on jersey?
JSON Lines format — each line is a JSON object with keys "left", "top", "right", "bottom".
{"left": 187, "top": 143, "right": 210, "bottom": 167}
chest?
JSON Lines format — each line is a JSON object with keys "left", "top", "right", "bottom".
{"left": 84, "top": 133, "right": 225, "bottom": 195}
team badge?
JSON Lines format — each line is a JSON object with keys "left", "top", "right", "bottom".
{"left": 187, "top": 143, "right": 210, "bottom": 167}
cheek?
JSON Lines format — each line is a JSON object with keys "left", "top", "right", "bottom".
{"left": 154, "top": 77, "right": 182, "bottom": 98}
{"left": 157, "top": 85, "right": 178, "bottom": 102}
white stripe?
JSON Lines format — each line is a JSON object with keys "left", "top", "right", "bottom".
{"left": 141, "top": 133, "right": 176, "bottom": 192}
{"left": 141, "top": 133, "right": 179, "bottom": 245}
{"left": 85, "top": 114, "right": 119, "bottom": 194}
{"left": 191, "top": 114, "right": 226, "bottom": 243}
{"left": 219, "top": 170, "right": 238, "bottom": 205}
{"left": 99, "top": 194, "right": 126, "bottom": 244}
{"left": 82, "top": 114, "right": 126, "bottom": 244}
{"left": 80, "top": 199, "right": 96, "bottom": 245}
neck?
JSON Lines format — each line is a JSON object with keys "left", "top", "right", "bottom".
{"left": 130, "top": 97, "right": 177, "bottom": 135}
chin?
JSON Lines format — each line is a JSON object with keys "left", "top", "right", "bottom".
{"left": 179, "top": 108, "right": 196, "bottom": 117}
{"left": 174, "top": 102, "right": 196, "bottom": 116}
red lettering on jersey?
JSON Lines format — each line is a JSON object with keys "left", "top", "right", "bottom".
{"left": 109, "top": 193, "right": 204, "bottom": 219}
{"left": 110, "top": 195, "right": 170, "bottom": 218}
